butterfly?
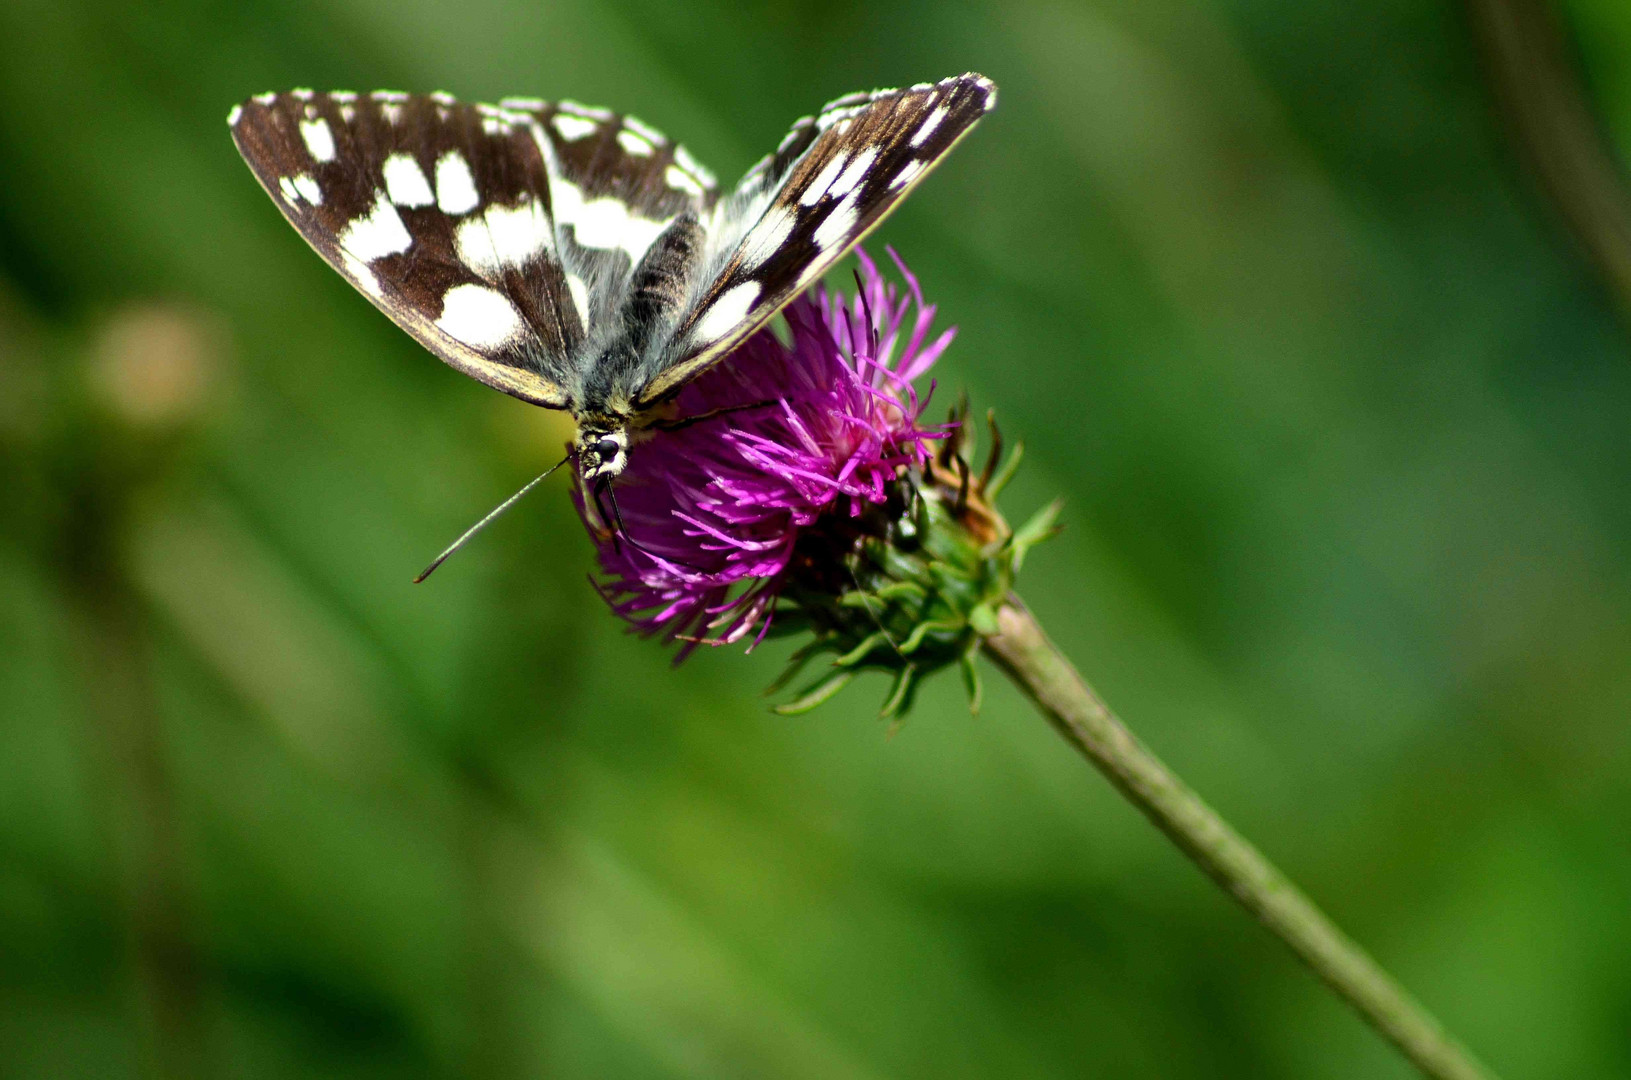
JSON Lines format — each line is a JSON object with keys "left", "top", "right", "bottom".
{"left": 229, "top": 76, "right": 995, "bottom": 572}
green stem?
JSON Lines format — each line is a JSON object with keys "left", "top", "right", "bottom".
{"left": 981, "top": 598, "right": 1496, "bottom": 1080}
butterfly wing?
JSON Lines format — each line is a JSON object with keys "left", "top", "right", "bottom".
{"left": 630, "top": 73, "right": 996, "bottom": 409}
{"left": 497, "top": 98, "right": 721, "bottom": 336}
{"left": 230, "top": 90, "right": 581, "bottom": 408}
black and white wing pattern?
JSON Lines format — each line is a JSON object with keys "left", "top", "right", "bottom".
{"left": 230, "top": 76, "right": 995, "bottom": 423}
{"left": 230, "top": 88, "right": 723, "bottom": 411}
{"left": 492, "top": 96, "right": 721, "bottom": 337}
{"left": 632, "top": 73, "right": 996, "bottom": 408}
{"left": 231, "top": 91, "right": 579, "bottom": 406}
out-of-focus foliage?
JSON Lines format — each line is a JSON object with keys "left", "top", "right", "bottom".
{"left": 2, "top": 1, "right": 1629, "bottom": 1076}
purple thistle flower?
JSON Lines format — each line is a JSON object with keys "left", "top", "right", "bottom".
{"left": 576, "top": 247, "right": 957, "bottom": 654}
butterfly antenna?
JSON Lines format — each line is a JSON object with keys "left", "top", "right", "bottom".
{"left": 413, "top": 453, "right": 570, "bottom": 583}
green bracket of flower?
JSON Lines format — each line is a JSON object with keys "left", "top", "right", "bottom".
{"left": 768, "top": 402, "right": 1061, "bottom": 720}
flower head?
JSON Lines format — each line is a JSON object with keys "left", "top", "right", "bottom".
{"left": 577, "top": 247, "right": 1058, "bottom": 716}
{"left": 577, "top": 247, "right": 954, "bottom": 654}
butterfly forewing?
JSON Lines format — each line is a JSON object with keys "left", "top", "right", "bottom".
{"left": 230, "top": 90, "right": 577, "bottom": 407}
{"left": 635, "top": 74, "right": 996, "bottom": 408}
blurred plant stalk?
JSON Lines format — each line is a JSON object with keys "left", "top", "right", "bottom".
{"left": 1468, "top": 0, "right": 1631, "bottom": 319}
{"left": 63, "top": 303, "right": 224, "bottom": 1079}
{"left": 982, "top": 601, "right": 1497, "bottom": 1080}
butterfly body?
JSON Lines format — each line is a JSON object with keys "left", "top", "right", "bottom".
{"left": 229, "top": 77, "right": 996, "bottom": 483}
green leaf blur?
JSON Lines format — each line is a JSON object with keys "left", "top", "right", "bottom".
{"left": 2, "top": 0, "right": 1629, "bottom": 1076}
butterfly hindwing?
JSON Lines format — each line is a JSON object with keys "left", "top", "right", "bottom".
{"left": 632, "top": 73, "right": 996, "bottom": 408}
{"left": 494, "top": 98, "right": 719, "bottom": 335}
{"left": 230, "top": 90, "right": 578, "bottom": 407}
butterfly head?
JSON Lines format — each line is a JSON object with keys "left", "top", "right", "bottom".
{"left": 575, "top": 425, "right": 630, "bottom": 481}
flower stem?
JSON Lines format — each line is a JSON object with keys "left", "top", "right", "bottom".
{"left": 981, "top": 598, "right": 1496, "bottom": 1080}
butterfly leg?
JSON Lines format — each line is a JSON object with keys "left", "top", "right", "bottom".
{"left": 651, "top": 400, "right": 779, "bottom": 432}
{"left": 598, "top": 478, "right": 710, "bottom": 573}
{"left": 588, "top": 478, "right": 622, "bottom": 553}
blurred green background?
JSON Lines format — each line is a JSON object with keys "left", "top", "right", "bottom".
{"left": 3, "top": 0, "right": 1630, "bottom": 1076}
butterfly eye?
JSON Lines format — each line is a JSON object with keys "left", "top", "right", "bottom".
{"left": 595, "top": 437, "right": 621, "bottom": 460}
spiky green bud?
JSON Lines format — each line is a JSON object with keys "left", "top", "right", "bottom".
{"left": 766, "top": 406, "right": 1060, "bottom": 720}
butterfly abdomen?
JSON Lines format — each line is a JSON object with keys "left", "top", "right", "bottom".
{"left": 571, "top": 212, "right": 706, "bottom": 418}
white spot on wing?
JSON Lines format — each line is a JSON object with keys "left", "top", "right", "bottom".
{"left": 617, "top": 130, "right": 655, "bottom": 157}
{"left": 672, "top": 145, "right": 716, "bottom": 188}
{"left": 340, "top": 191, "right": 412, "bottom": 261}
{"left": 565, "top": 274, "right": 589, "bottom": 327}
{"left": 664, "top": 164, "right": 704, "bottom": 196}
{"left": 738, "top": 206, "right": 796, "bottom": 271}
{"left": 817, "top": 105, "right": 864, "bottom": 131}
{"left": 909, "top": 106, "right": 947, "bottom": 148}
{"left": 292, "top": 174, "right": 323, "bottom": 204}
{"left": 501, "top": 96, "right": 546, "bottom": 110}
{"left": 253, "top": 92, "right": 276, "bottom": 106}
{"left": 278, "top": 173, "right": 321, "bottom": 205}
{"left": 477, "top": 107, "right": 524, "bottom": 136}
{"left": 342, "top": 252, "right": 382, "bottom": 297}
{"left": 776, "top": 123, "right": 808, "bottom": 154}
{"left": 890, "top": 159, "right": 926, "bottom": 190}
{"left": 300, "top": 117, "right": 336, "bottom": 162}
{"left": 827, "top": 147, "right": 878, "bottom": 200}
{"left": 331, "top": 90, "right": 357, "bottom": 103}
{"left": 623, "top": 115, "right": 664, "bottom": 143}
{"left": 435, "top": 151, "right": 480, "bottom": 215}
{"left": 975, "top": 75, "right": 999, "bottom": 110}
{"left": 800, "top": 153, "right": 848, "bottom": 206}
{"left": 823, "top": 91, "right": 868, "bottom": 112}
{"left": 550, "top": 179, "right": 670, "bottom": 264}
{"left": 227, "top": 103, "right": 242, "bottom": 126}
{"left": 693, "top": 281, "right": 761, "bottom": 345}
{"left": 553, "top": 114, "right": 597, "bottom": 141}
{"left": 380, "top": 103, "right": 404, "bottom": 125}
{"left": 291, "top": 88, "right": 314, "bottom": 100}
{"left": 436, "top": 284, "right": 523, "bottom": 349}
{"left": 371, "top": 90, "right": 409, "bottom": 102}
{"left": 558, "top": 99, "right": 613, "bottom": 120}
{"left": 455, "top": 199, "right": 554, "bottom": 277}
{"left": 812, "top": 190, "right": 861, "bottom": 253}
{"left": 382, "top": 153, "right": 435, "bottom": 207}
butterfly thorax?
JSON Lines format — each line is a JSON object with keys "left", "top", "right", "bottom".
{"left": 572, "top": 214, "right": 707, "bottom": 412}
